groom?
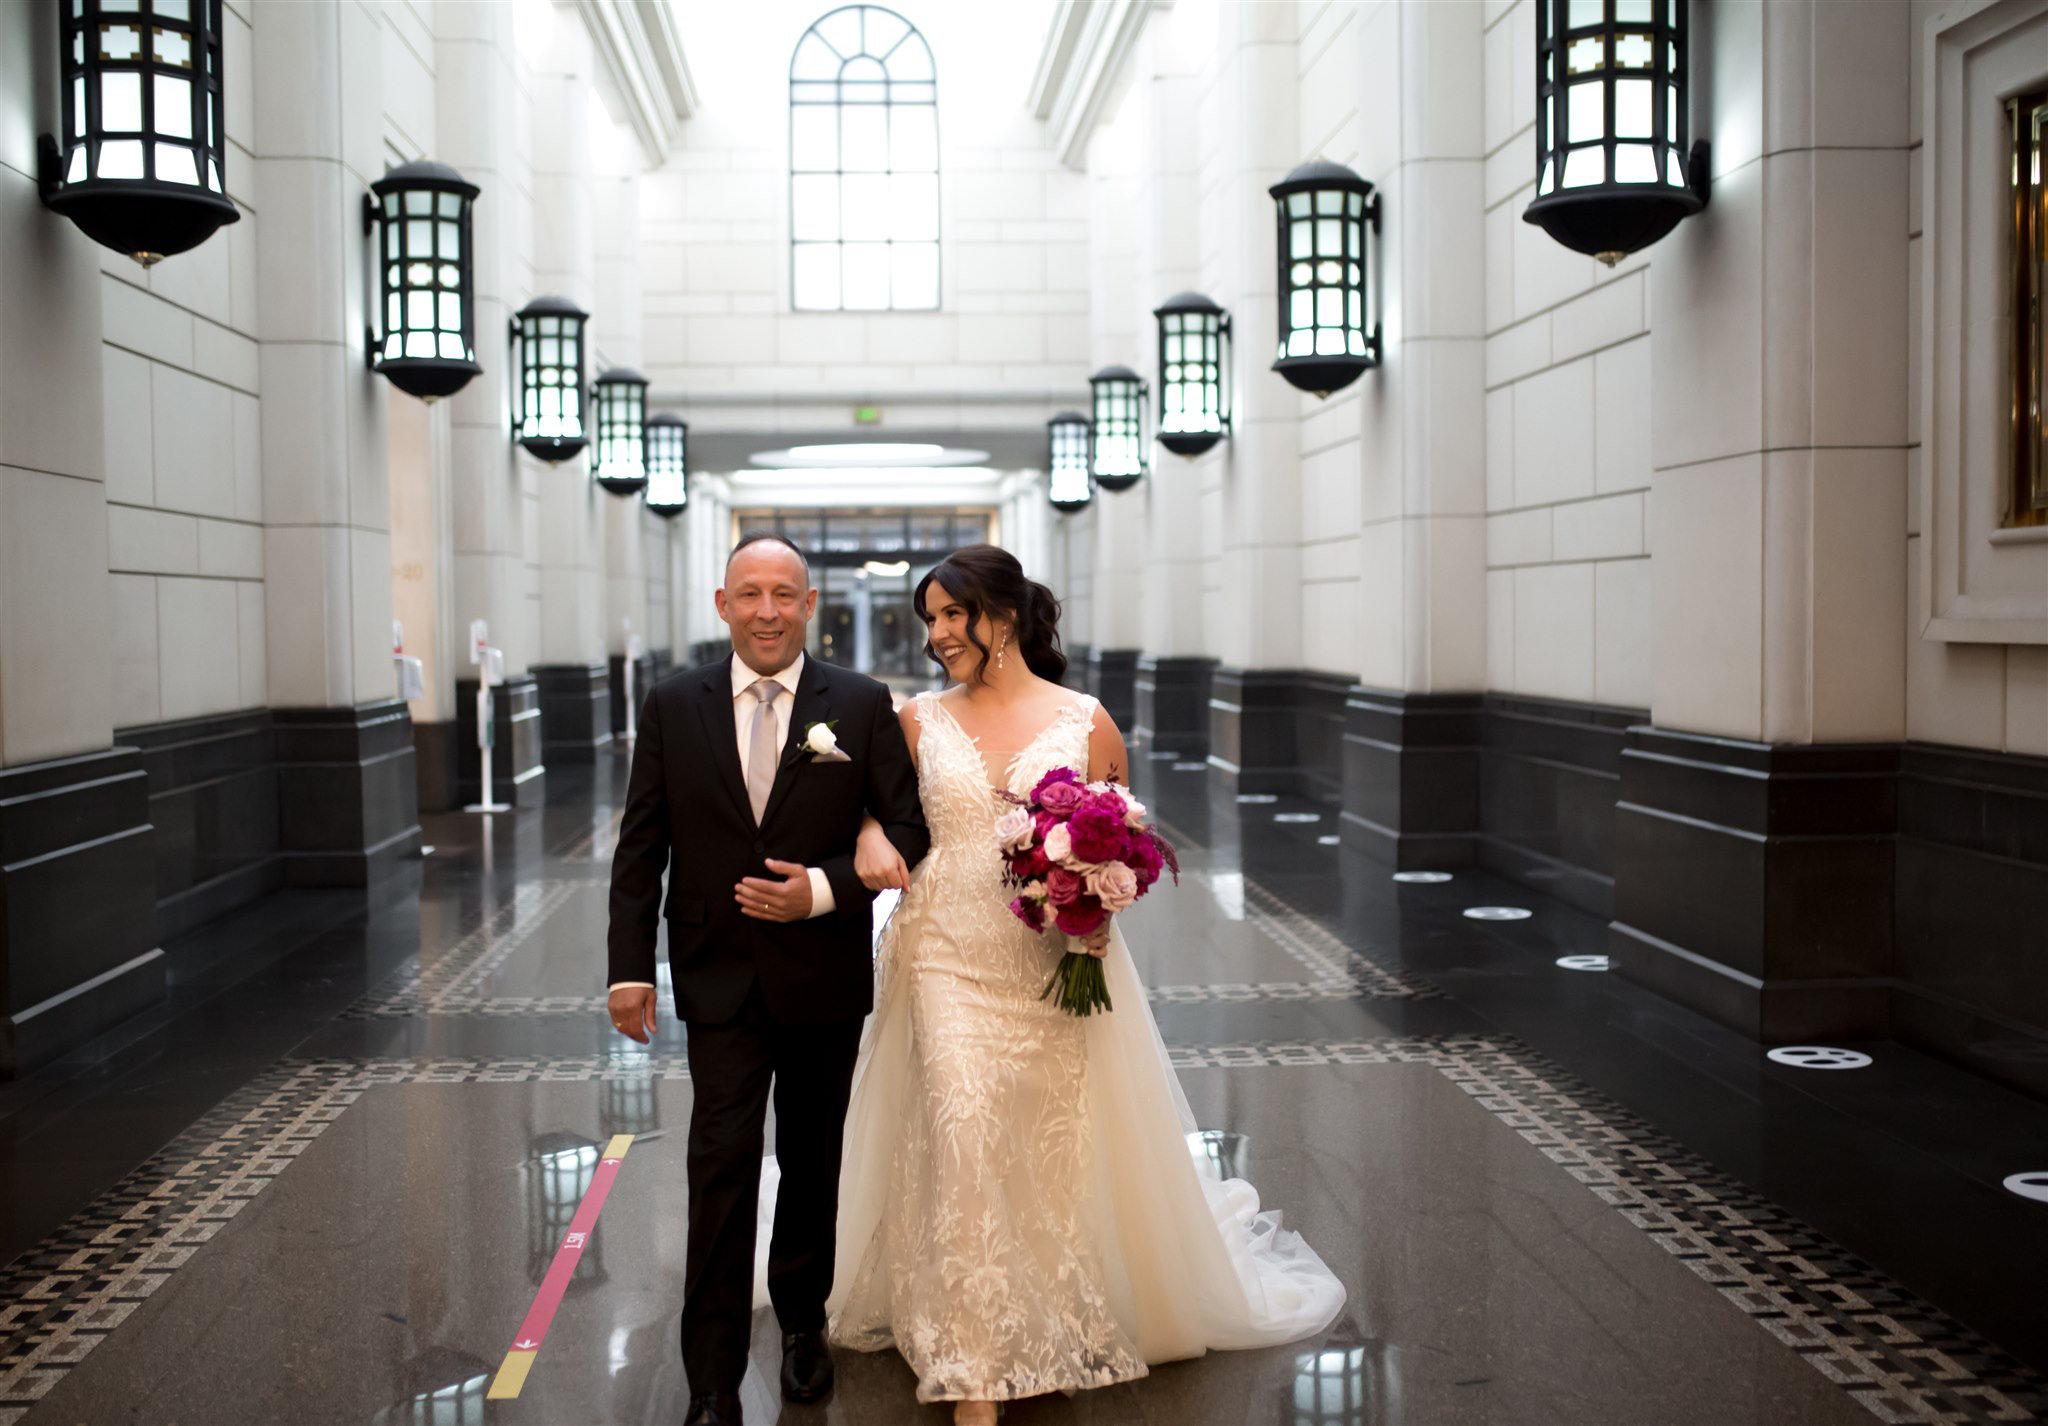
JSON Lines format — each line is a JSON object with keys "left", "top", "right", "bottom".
{"left": 606, "top": 532, "right": 928, "bottom": 1426}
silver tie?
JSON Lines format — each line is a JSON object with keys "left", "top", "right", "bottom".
{"left": 745, "top": 678, "right": 780, "bottom": 825}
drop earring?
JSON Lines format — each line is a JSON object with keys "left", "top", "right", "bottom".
{"left": 996, "top": 631, "right": 1007, "bottom": 670}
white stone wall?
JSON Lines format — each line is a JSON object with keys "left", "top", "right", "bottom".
{"left": 1482, "top": 0, "right": 1651, "bottom": 711}
{"left": 99, "top": 0, "right": 265, "bottom": 731}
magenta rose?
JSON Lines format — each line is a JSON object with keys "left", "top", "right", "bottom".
{"left": 1032, "top": 809, "right": 1061, "bottom": 840}
{"left": 1053, "top": 894, "right": 1106, "bottom": 937}
{"left": 1045, "top": 867, "right": 1085, "bottom": 906}
{"left": 1124, "top": 833, "right": 1164, "bottom": 888}
{"left": 1032, "top": 767, "right": 1083, "bottom": 800}
{"left": 1037, "top": 779, "right": 1086, "bottom": 816}
{"left": 1010, "top": 895, "right": 1047, "bottom": 933}
{"left": 1067, "top": 799, "right": 1130, "bottom": 864}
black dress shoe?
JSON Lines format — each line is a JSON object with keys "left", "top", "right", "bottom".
{"left": 780, "top": 1328, "right": 834, "bottom": 1402}
{"left": 683, "top": 1391, "right": 743, "bottom": 1425}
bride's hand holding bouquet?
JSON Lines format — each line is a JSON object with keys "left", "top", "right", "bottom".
{"left": 995, "top": 768, "right": 1177, "bottom": 1016}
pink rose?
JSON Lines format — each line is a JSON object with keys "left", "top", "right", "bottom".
{"left": 1046, "top": 867, "right": 1085, "bottom": 906}
{"left": 1042, "top": 822, "right": 1080, "bottom": 868}
{"left": 1037, "top": 779, "right": 1085, "bottom": 816}
{"left": 1121, "top": 793, "right": 1148, "bottom": 827}
{"left": 1053, "top": 895, "right": 1106, "bottom": 937}
{"left": 993, "top": 806, "right": 1034, "bottom": 854}
{"left": 1084, "top": 860, "right": 1140, "bottom": 912}
{"left": 1068, "top": 799, "right": 1129, "bottom": 864}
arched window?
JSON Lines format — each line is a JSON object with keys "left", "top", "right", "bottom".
{"left": 789, "top": 5, "right": 938, "bottom": 311}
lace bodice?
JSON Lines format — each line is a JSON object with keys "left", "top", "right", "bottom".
{"left": 909, "top": 690, "right": 1098, "bottom": 860}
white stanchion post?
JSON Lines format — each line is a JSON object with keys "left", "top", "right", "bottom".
{"left": 622, "top": 618, "right": 641, "bottom": 745}
{"left": 465, "top": 619, "right": 510, "bottom": 814}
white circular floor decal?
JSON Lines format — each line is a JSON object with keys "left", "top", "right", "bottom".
{"left": 1766, "top": 1046, "right": 1872, "bottom": 1070}
{"left": 1172, "top": 762, "right": 1208, "bottom": 772}
{"left": 2003, "top": 1172, "right": 2048, "bottom": 1203}
{"left": 1463, "top": 906, "right": 1532, "bottom": 921}
{"left": 1236, "top": 793, "right": 1278, "bottom": 804}
{"left": 1274, "top": 813, "right": 1322, "bottom": 824}
{"left": 1317, "top": 835, "right": 1341, "bottom": 846}
{"left": 1556, "top": 954, "right": 1610, "bottom": 971}
{"left": 1391, "top": 871, "right": 1453, "bottom": 884}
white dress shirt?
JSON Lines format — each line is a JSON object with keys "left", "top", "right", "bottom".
{"left": 608, "top": 651, "right": 837, "bottom": 994}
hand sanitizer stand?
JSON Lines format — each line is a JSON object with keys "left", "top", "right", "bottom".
{"left": 465, "top": 619, "right": 510, "bottom": 814}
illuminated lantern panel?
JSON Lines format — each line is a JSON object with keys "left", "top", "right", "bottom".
{"left": 1268, "top": 160, "right": 1379, "bottom": 398}
{"left": 1154, "top": 292, "right": 1231, "bottom": 458}
{"left": 365, "top": 160, "right": 480, "bottom": 401}
{"left": 1089, "top": 366, "right": 1148, "bottom": 493}
{"left": 512, "top": 296, "right": 590, "bottom": 462}
{"left": 644, "top": 415, "right": 689, "bottom": 518}
{"left": 592, "top": 368, "right": 649, "bottom": 495}
{"left": 41, "top": 0, "right": 240, "bottom": 264}
{"left": 1523, "top": 0, "right": 1707, "bottom": 265}
{"left": 1047, "top": 411, "right": 1093, "bottom": 512}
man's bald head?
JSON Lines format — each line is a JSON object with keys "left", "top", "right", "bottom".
{"left": 726, "top": 532, "right": 809, "bottom": 584}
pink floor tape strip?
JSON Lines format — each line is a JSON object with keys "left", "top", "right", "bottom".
{"left": 487, "top": 1133, "right": 635, "bottom": 1400}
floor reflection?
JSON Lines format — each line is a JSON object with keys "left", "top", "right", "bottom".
{"left": 1287, "top": 1324, "right": 1397, "bottom": 1426}
{"left": 369, "top": 1347, "right": 494, "bottom": 1425}
{"left": 526, "top": 1132, "right": 606, "bottom": 1288}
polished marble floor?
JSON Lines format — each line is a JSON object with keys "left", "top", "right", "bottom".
{"left": 2, "top": 747, "right": 2045, "bottom": 1424}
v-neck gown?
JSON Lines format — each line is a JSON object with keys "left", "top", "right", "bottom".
{"left": 756, "top": 690, "right": 1346, "bottom": 1403}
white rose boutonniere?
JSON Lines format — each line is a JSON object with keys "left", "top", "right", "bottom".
{"left": 796, "top": 719, "right": 852, "bottom": 763}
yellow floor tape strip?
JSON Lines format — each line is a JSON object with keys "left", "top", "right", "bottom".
{"left": 485, "top": 1132, "right": 637, "bottom": 1400}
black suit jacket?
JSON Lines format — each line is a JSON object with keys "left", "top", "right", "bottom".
{"left": 606, "top": 656, "right": 929, "bottom": 1025}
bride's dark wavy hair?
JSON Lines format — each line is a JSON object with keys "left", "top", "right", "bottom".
{"left": 914, "top": 544, "right": 1066, "bottom": 686}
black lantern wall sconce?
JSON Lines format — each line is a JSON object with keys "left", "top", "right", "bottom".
{"left": 510, "top": 296, "right": 590, "bottom": 461}
{"left": 39, "top": 0, "right": 239, "bottom": 266}
{"left": 363, "top": 160, "right": 481, "bottom": 402}
{"left": 1269, "top": 160, "right": 1380, "bottom": 399}
{"left": 1046, "top": 411, "right": 1093, "bottom": 512}
{"left": 1088, "top": 366, "right": 1148, "bottom": 492}
{"left": 592, "top": 368, "right": 649, "bottom": 495}
{"left": 644, "top": 415, "right": 689, "bottom": 518}
{"left": 1523, "top": 0, "right": 1708, "bottom": 265}
{"left": 1154, "top": 293, "right": 1231, "bottom": 457}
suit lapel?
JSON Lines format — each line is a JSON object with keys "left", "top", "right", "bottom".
{"left": 694, "top": 663, "right": 753, "bottom": 824}
{"left": 758, "top": 658, "right": 832, "bottom": 832}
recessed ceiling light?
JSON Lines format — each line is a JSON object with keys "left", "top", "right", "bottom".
{"left": 749, "top": 443, "right": 990, "bottom": 468}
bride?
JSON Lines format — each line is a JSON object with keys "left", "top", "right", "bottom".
{"left": 760, "top": 544, "right": 1345, "bottom": 1424}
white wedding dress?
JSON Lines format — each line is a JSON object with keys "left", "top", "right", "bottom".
{"left": 755, "top": 690, "right": 1346, "bottom": 1403}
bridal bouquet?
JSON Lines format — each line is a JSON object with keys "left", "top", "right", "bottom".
{"left": 995, "top": 768, "right": 1178, "bottom": 1016}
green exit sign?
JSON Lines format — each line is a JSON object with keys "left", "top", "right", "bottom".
{"left": 853, "top": 405, "right": 881, "bottom": 425}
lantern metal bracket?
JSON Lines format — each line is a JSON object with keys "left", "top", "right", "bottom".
{"left": 35, "top": 135, "right": 62, "bottom": 206}
{"left": 1363, "top": 189, "right": 1381, "bottom": 232}
{"left": 1687, "top": 140, "right": 1713, "bottom": 206}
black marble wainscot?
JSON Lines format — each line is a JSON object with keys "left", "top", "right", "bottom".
{"left": 1476, "top": 694, "right": 1640, "bottom": 917}
{"left": 272, "top": 700, "right": 423, "bottom": 887}
{"left": 531, "top": 662, "right": 612, "bottom": 764}
{"left": 1337, "top": 688, "right": 1483, "bottom": 870}
{"left": 1609, "top": 728, "right": 1897, "bottom": 1043}
{"left": 1891, "top": 742, "right": 2048, "bottom": 1100}
{"left": 608, "top": 651, "right": 657, "bottom": 736}
{"left": 0, "top": 746, "right": 160, "bottom": 1076}
{"left": 1085, "top": 648, "right": 1140, "bottom": 732}
{"left": 1207, "top": 668, "right": 1350, "bottom": 804}
{"left": 119, "top": 709, "right": 282, "bottom": 938}
{"left": 1135, "top": 656, "right": 1214, "bottom": 760}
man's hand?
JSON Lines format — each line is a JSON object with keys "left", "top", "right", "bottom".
{"left": 737, "top": 858, "right": 815, "bottom": 922}
{"left": 608, "top": 985, "right": 657, "bottom": 1043}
